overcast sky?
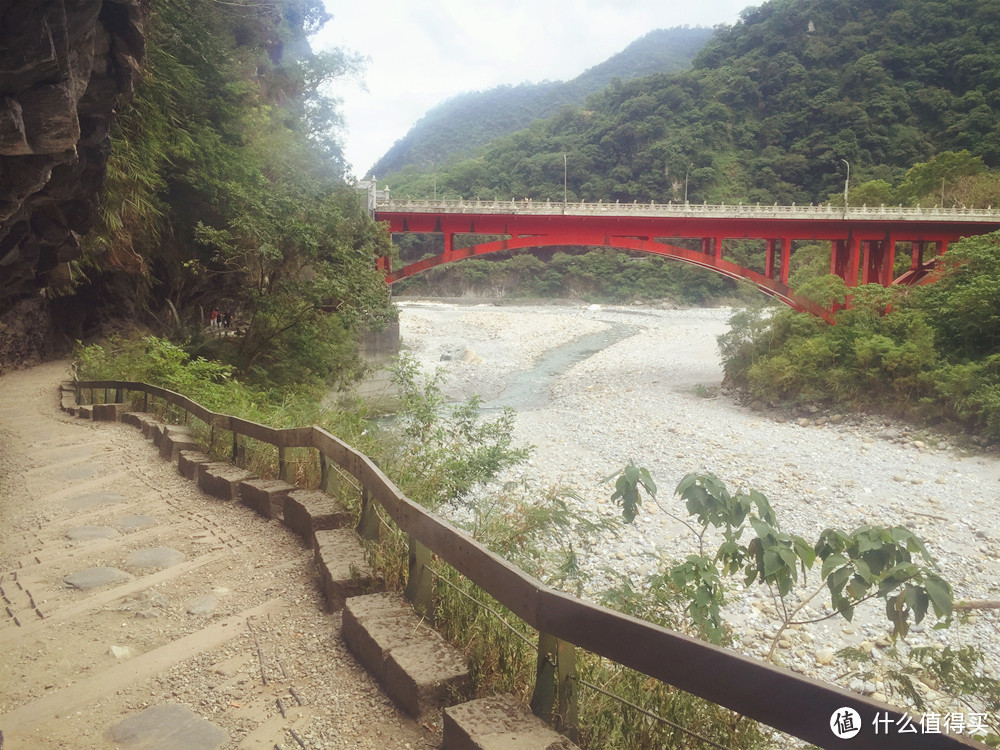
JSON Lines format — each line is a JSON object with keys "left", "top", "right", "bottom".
{"left": 314, "top": 0, "right": 755, "bottom": 178}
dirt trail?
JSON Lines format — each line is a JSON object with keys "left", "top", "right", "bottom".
{"left": 0, "top": 361, "right": 432, "bottom": 750}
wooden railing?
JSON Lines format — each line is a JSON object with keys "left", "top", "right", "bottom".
{"left": 75, "top": 380, "right": 984, "bottom": 750}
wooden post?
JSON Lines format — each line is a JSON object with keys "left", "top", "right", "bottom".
{"left": 231, "top": 431, "right": 239, "bottom": 464}
{"left": 405, "top": 535, "right": 433, "bottom": 618}
{"left": 75, "top": 383, "right": 81, "bottom": 405}
{"left": 278, "top": 447, "right": 289, "bottom": 484}
{"left": 142, "top": 390, "right": 148, "bottom": 412}
{"left": 318, "top": 452, "right": 340, "bottom": 494}
{"left": 531, "top": 632, "right": 558, "bottom": 723}
{"left": 357, "top": 488, "right": 379, "bottom": 541}
{"left": 530, "top": 634, "right": 578, "bottom": 737}
{"left": 115, "top": 387, "right": 123, "bottom": 403}
{"left": 556, "top": 639, "right": 578, "bottom": 739}
{"left": 319, "top": 452, "right": 330, "bottom": 492}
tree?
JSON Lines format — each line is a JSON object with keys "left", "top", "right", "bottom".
{"left": 919, "top": 230, "right": 1000, "bottom": 360}
{"left": 82, "top": 0, "right": 393, "bottom": 388}
{"left": 897, "top": 150, "right": 985, "bottom": 205}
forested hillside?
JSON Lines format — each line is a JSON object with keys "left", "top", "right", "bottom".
{"left": 386, "top": 0, "right": 1000, "bottom": 205}
{"left": 74, "top": 0, "right": 394, "bottom": 387}
{"left": 369, "top": 27, "right": 713, "bottom": 178}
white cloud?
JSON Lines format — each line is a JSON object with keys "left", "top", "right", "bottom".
{"left": 314, "top": 0, "right": 753, "bottom": 177}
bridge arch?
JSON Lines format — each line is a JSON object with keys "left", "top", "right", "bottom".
{"left": 384, "top": 233, "right": 833, "bottom": 320}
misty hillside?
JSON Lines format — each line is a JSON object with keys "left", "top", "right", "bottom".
{"left": 367, "top": 26, "right": 713, "bottom": 178}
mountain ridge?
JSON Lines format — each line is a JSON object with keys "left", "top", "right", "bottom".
{"left": 368, "top": 26, "right": 713, "bottom": 178}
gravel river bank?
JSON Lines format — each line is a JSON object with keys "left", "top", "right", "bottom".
{"left": 396, "top": 299, "right": 1000, "bottom": 730}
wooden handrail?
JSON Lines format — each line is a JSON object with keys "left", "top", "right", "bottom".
{"left": 75, "top": 379, "right": 983, "bottom": 749}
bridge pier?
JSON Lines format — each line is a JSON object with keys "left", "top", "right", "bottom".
{"left": 831, "top": 237, "right": 861, "bottom": 287}
{"left": 861, "top": 236, "right": 898, "bottom": 286}
{"left": 764, "top": 239, "right": 791, "bottom": 285}
{"left": 359, "top": 319, "right": 400, "bottom": 361}
{"left": 910, "top": 241, "right": 924, "bottom": 271}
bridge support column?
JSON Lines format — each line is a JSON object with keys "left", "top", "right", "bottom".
{"left": 779, "top": 238, "right": 790, "bottom": 286}
{"left": 910, "top": 241, "right": 924, "bottom": 271}
{"left": 883, "top": 233, "right": 897, "bottom": 286}
{"left": 832, "top": 236, "right": 861, "bottom": 287}
{"left": 862, "top": 236, "right": 897, "bottom": 286}
{"left": 701, "top": 237, "right": 724, "bottom": 261}
{"left": 861, "top": 241, "right": 877, "bottom": 285}
{"left": 765, "top": 238, "right": 790, "bottom": 283}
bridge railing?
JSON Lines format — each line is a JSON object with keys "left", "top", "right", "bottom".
{"left": 376, "top": 196, "right": 1000, "bottom": 222}
{"left": 74, "top": 379, "right": 983, "bottom": 750}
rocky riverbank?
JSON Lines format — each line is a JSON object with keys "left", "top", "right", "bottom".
{"left": 398, "top": 300, "right": 1000, "bottom": 734}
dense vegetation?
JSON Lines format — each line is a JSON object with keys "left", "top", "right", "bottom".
{"left": 369, "top": 27, "right": 713, "bottom": 178}
{"left": 82, "top": 0, "right": 393, "bottom": 389}
{"left": 721, "top": 230, "right": 1000, "bottom": 442}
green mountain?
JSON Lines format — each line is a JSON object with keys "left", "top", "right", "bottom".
{"left": 368, "top": 27, "right": 713, "bottom": 178}
{"left": 387, "top": 0, "right": 1000, "bottom": 206}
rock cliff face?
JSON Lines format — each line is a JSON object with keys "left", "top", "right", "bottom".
{"left": 0, "top": 0, "right": 146, "bottom": 370}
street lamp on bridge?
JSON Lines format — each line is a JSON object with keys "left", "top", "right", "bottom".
{"left": 563, "top": 153, "right": 568, "bottom": 207}
{"left": 841, "top": 158, "right": 850, "bottom": 216}
{"left": 685, "top": 163, "right": 692, "bottom": 203}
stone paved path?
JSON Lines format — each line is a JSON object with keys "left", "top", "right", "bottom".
{"left": 0, "top": 361, "right": 435, "bottom": 749}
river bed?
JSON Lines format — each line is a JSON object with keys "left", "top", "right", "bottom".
{"left": 395, "top": 299, "right": 1000, "bottom": 722}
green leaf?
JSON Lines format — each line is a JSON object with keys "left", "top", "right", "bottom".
{"left": 822, "top": 553, "right": 848, "bottom": 579}
{"left": 853, "top": 558, "right": 874, "bottom": 584}
{"left": 828, "top": 566, "right": 852, "bottom": 594}
{"left": 924, "top": 574, "right": 953, "bottom": 619}
{"left": 763, "top": 549, "right": 783, "bottom": 576}
{"left": 776, "top": 545, "right": 797, "bottom": 572}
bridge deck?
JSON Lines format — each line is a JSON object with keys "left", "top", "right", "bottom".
{"left": 377, "top": 197, "right": 1000, "bottom": 223}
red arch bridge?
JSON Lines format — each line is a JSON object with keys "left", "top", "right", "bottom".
{"left": 372, "top": 197, "right": 1000, "bottom": 321}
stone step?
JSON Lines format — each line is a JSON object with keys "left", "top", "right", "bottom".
{"left": 59, "top": 383, "right": 77, "bottom": 414}
{"left": 283, "top": 489, "right": 352, "bottom": 545}
{"left": 314, "top": 528, "right": 375, "bottom": 611}
{"left": 159, "top": 425, "right": 198, "bottom": 461}
{"left": 342, "top": 593, "right": 470, "bottom": 719}
{"left": 135, "top": 413, "right": 163, "bottom": 439}
{"left": 197, "top": 462, "right": 252, "bottom": 501}
{"left": 120, "top": 411, "right": 143, "bottom": 428}
{"left": 93, "top": 402, "right": 130, "bottom": 421}
{"left": 238, "top": 478, "right": 295, "bottom": 520}
{"left": 178, "top": 450, "right": 212, "bottom": 481}
{"left": 442, "top": 696, "right": 580, "bottom": 750}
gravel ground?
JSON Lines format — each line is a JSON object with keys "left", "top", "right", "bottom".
{"left": 398, "top": 300, "right": 1000, "bottom": 728}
